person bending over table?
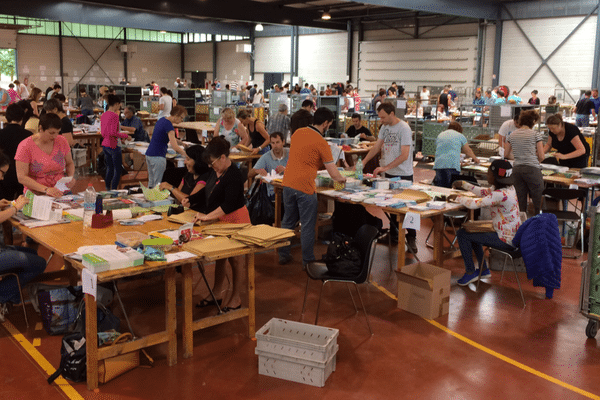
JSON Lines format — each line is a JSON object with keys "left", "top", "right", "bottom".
{"left": 121, "top": 105, "right": 150, "bottom": 142}
{"left": 214, "top": 108, "right": 250, "bottom": 150}
{"left": 543, "top": 113, "right": 590, "bottom": 169}
{"left": 0, "top": 151, "right": 47, "bottom": 322}
{"left": 237, "top": 109, "right": 270, "bottom": 155}
{"left": 183, "top": 137, "right": 250, "bottom": 312}
{"left": 145, "top": 105, "right": 189, "bottom": 188}
{"left": 505, "top": 109, "right": 545, "bottom": 216}
{"left": 433, "top": 121, "right": 480, "bottom": 188}
{"left": 277, "top": 107, "right": 346, "bottom": 266}
{"left": 100, "top": 94, "right": 130, "bottom": 190}
{"left": 449, "top": 159, "right": 521, "bottom": 286}
{"left": 159, "top": 145, "right": 209, "bottom": 209}
{"left": 15, "top": 113, "right": 75, "bottom": 198}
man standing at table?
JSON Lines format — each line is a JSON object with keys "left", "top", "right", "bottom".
{"left": 573, "top": 90, "right": 596, "bottom": 127}
{"left": 267, "top": 103, "right": 291, "bottom": 142}
{"left": 290, "top": 99, "right": 314, "bottom": 136}
{"left": 278, "top": 108, "right": 346, "bottom": 266}
{"left": 360, "top": 102, "right": 417, "bottom": 252}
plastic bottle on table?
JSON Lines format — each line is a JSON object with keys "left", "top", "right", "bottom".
{"left": 356, "top": 157, "right": 363, "bottom": 181}
{"left": 83, "top": 183, "right": 96, "bottom": 229}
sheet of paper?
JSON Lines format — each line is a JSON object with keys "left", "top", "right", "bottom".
{"left": 137, "top": 214, "right": 163, "bottom": 222}
{"left": 112, "top": 209, "right": 133, "bottom": 220}
{"left": 82, "top": 268, "right": 97, "bottom": 299}
{"left": 402, "top": 212, "right": 421, "bottom": 230}
{"left": 66, "top": 208, "right": 85, "bottom": 218}
{"left": 165, "top": 251, "right": 197, "bottom": 262}
{"left": 143, "top": 101, "right": 148, "bottom": 107}
{"left": 500, "top": 106, "right": 511, "bottom": 117}
{"left": 54, "top": 176, "right": 73, "bottom": 193}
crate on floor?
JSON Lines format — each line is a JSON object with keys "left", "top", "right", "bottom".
{"left": 255, "top": 318, "right": 339, "bottom": 363}
{"left": 72, "top": 148, "right": 88, "bottom": 168}
{"left": 256, "top": 344, "right": 338, "bottom": 387}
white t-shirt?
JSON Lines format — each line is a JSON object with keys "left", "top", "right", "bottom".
{"left": 158, "top": 95, "right": 172, "bottom": 119}
{"left": 498, "top": 119, "right": 517, "bottom": 139}
{"left": 379, "top": 119, "right": 413, "bottom": 176}
{"left": 421, "top": 90, "right": 430, "bottom": 101}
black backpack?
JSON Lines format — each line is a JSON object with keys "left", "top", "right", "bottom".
{"left": 47, "top": 332, "right": 87, "bottom": 384}
{"left": 323, "top": 233, "right": 362, "bottom": 277}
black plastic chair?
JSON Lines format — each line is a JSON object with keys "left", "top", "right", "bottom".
{"left": 301, "top": 224, "right": 379, "bottom": 335}
{"left": 542, "top": 188, "right": 586, "bottom": 258}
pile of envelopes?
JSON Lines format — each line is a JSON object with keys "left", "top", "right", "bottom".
{"left": 231, "top": 224, "right": 294, "bottom": 247}
{"left": 202, "top": 223, "right": 252, "bottom": 236}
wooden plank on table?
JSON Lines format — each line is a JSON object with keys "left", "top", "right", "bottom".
{"left": 98, "top": 332, "right": 169, "bottom": 360}
{"left": 192, "top": 308, "right": 249, "bottom": 331}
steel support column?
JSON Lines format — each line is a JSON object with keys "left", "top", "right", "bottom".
{"left": 593, "top": 4, "right": 600, "bottom": 89}
{"left": 475, "top": 20, "right": 484, "bottom": 90}
{"left": 180, "top": 34, "right": 185, "bottom": 79}
{"left": 58, "top": 21, "right": 64, "bottom": 90}
{"left": 123, "top": 28, "right": 128, "bottom": 82}
{"left": 294, "top": 26, "right": 299, "bottom": 80}
{"left": 213, "top": 38, "right": 217, "bottom": 83}
{"left": 505, "top": 3, "right": 599, "bottom": 103}
{"left": 250, "top": 29, "right": 255, "bottom": 81}
{"left": 492, "top": 20, "right": 502, "bottom": 88}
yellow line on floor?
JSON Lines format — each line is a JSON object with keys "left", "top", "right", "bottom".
{"left": 370, "top": 281, "right": 600, "bottom": 400}
{"left": 1, "top": 320, "right": 84, "bottom": 400}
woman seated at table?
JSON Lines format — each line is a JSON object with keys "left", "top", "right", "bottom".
{"left": 159, "top": 145, "right": 210, "bottom": 209}
{"left": 15, "top": 113, "right": 75, "bottom": 198}
{"left": 214, "top": 108, "right": 250, "bottom": 150}
{"left": 450, "top": 159, "right": 521, "bottom": 286}
{"left": 433, "top": 122, "right": 480, "bottom": 188}
{"left": 0, "top": 151, "right": 47, "bottom": 323}
{"left": 43, "top": 98, "right": 74, "bottom": 146}
{"left": 236, "top": 109, "right": 270, "bottom": 155}
{"left": 183, "top": 136, "right": 250, "bottom": 312}
{"left": 543, "top": 113, "right": 590, "bottom": 169}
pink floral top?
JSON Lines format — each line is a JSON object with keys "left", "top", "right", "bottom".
{"left": 456, "top": 182, "right": 521, "bottom": 245}
{"left": 15, "top": 135, "right": 70, "bottom": 193}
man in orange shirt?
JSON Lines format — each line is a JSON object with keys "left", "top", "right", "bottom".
{"left": 278, "top": 108, "right": 346, "bottom": 266}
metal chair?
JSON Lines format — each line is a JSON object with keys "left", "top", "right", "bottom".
{"left": 301, "top": 224, "right": 379, "bottom": 335}
{"left": 542, "top": 188, "right": 586, "bottom": 258}
{"left": 0, "top": 268, "right": 29, "bottom": 328}
{"left": 477, "top": 246, "right": 526, "bottom": 307}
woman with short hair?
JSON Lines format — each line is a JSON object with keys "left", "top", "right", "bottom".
{"left": 237, "top": 109, "right": 269, "bottom": 155}
{"left": 214, "top": 108, "right": 250, "bottom": 149}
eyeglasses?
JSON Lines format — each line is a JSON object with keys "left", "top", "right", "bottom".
{"left": 210, "top": 158, "right": 219, "bottom": 168}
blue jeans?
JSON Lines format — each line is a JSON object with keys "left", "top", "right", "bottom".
{"left": 433, "top": 168, "right": 459, "bottom": 188}
{"left": 278, "top": 187, "right": 318, "bottom": 264}
{"left": 456, "top": 229, "right": 514, "bottom": 274}
{"left": 575, "top": 114, "right": 590, "bottom": 127}
{"left": 0, "top": 246, "right": 46, "bottom": 304}
{"left": 146, "top": 156, "right": 167, "bottom": 188}
{"left": 102, "top": 146, "right": 122, "bottom": 190}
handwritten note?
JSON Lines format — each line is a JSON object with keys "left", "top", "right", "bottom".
{"left": 402, "top": 212, "right": 421, "bottom": 230}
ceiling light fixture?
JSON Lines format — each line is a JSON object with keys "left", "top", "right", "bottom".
{"left": 321, "top": 9, "right": 331, "bottom": 20}
{"left": 255, "top": 23, "right": 264, "bottom": 32}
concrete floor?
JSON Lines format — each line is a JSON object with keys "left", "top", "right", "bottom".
{"left": 1, "top": 169, "right": 600, "bottom": 399}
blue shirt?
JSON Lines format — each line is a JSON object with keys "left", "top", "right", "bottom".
{"left": 254, "top": 149, "right": 289, "bottom": 197}
{"left": 300, "top": 88, "right": 311, "bottom": 94}
{"left": 508, "top": 95, "right": 522, "bottom": 103}
{"left": 121, "top": 115, "right": 148, "bottom": 142}
{"left": 591, "top": 97, "right": 600, "bottom": 115}
{"left": 434, "top": 129, "right": 467, "bottom": 172}
{"left": 146, "top": 117, "right": 173, "bottom": 157}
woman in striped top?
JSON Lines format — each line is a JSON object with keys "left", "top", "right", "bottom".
{"left": 505, "top": 109, "right": 545, "bottom": 215}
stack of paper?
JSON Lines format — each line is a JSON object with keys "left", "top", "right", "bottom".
{"left": 22, "top": 191, "right": 63, "bottom": 221}
{"left": 202, "top": 223, "right": 252, "bottom": 236}
{"left": 183, "top": 236, "right": 248, "bottom": 258}
{"left": 167, "top": 209, "right": 213, "bottom": 226}
{"left": 231, "top": 224, "right": 294, "bottom": 247}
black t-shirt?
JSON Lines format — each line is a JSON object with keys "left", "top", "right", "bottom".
{"left": 548, "top": 122, "right": 590, "bottom": 168}
{"left": 528, "top": 97, "right": 541, "bottom": 105}
{"left": 188, "top": 164, "right": 245, "bottom": 215}
{"left": 575, "top": 98, "right": 595, "bottom": 115}
{"left": 16, "top": 99, "right": 34, "bottom": 126}
{"left": 0, "top": 124, "right": 32, "bottom": 199}
{"left": 247, "top": 120, "right": 264, "bottom": 149}
{"left": 61, "top": 116, "right": 73, "bottom": 135}
{"left": 345, "top": 125, "right": 372, "bottom": 138}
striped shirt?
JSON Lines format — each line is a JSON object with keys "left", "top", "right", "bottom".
{"left": 507, "top": 128, "right": 543, "bottom": 167}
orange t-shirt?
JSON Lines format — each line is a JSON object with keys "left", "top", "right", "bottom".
{"left": 283, "top": 126, "right": 333, "bottom": 195}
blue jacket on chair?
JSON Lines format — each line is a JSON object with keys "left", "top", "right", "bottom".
{"left": 512, "top": 213, "right": 562, "bottom": 297}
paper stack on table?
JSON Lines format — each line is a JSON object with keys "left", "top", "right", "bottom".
{"left": 183, "top": 236, "right": 248, "bottom": 258}
{"left": 201, "top": 223, "right": 252, "bottom": 237}
{"left": 231, "top": 224, "right": 295, "bottom": 247}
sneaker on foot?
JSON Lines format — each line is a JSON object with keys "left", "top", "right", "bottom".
{"left": 278, "top": 255, "right": 293, "bottom": 265}
{"left": 407, "top": 236, "right": 418, "bottom": 254}
{"left": 480, "top": 268, "right": 491, "bottom": 278}
{"left": 457, "top": 271, "right": 480, "bottom": 286}
{"left": 0, "top": 303, "right": 7, "bottom": 323}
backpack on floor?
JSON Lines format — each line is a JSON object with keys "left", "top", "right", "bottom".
{"left": 47, "top": 332, "right": 87, "bottom": 384}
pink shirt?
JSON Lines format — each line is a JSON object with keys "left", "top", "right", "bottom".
{"left": 101, "top": 111, "right": 129, "bottom": 148}
{"left": 15, "top": 135, "right": 70, "bottom": 192}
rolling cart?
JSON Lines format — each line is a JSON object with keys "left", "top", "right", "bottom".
{"left": 580, "top": 206, "right": 600, "bottom": 338}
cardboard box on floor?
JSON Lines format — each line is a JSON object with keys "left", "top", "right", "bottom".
{"left": 396, "top": 263, "right": 450, "bottom": 320}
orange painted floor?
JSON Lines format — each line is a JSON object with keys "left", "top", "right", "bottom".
{"left": 1, "top": 168, "right": 600, "bottom": 400}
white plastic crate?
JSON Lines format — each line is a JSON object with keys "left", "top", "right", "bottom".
{"left": 255, "top": 318, "right": 339, "bottom": 363}
{"left": 256, "top": 345, "right": 338, "bottom": 387}
{"left": 72, "top": 148, "right": 87, "bottom": 167}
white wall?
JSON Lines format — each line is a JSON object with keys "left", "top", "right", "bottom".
{"left": 184, "top": 42, "right": 213, "bottom": 73}
{"left": 298, "top": 32, "right": 348, "bottom": 86}
{"left": 126, "top": 41, "right": 181, "bottom": 88}
{"left": 16, "top": 35, "right": 60, "bottom": 89}
{"left": 255, "top": 36, "right": 291, "bottom": 73}
{"left": 499, "top": 16, "right": 597, "bottom": 104}
{"left": 216, "top": 40, "right": 251, "bottom": 87}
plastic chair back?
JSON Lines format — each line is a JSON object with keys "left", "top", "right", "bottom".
{"left": 353, "top": 224, "right": 380, "bottom": 284}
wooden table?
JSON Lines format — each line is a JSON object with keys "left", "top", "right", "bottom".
{"left": 11, "top": 216, "right": 285, "bottom": 390}
{"left": 271, "top": 181, "right": 461, "bottom": 269}
{"left": 72, "top": 132, "right": 102, "bottom": 172}
{"left": 173, "top": 121, "right": 216, "bottom": 144}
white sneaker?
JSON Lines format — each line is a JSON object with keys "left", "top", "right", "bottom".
{"left": 0, "top": 303, "right": 7, "bottom": 322}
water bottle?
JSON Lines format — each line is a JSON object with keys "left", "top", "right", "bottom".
{"left": 356, "top": 157, "right": 363, "bottom": 181}
{"left": 83, "top": 183, "right": 96, "bottom": 229}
